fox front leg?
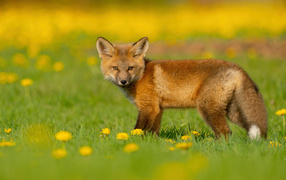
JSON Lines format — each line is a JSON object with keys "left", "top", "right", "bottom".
{"left": 134, "top": 106, "right": 163, "bottom": 134}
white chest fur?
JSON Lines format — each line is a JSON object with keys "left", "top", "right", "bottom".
{"left": 118, "top": 86, "right": 135, "bottom": 104}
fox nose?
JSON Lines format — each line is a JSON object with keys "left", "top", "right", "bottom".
{"left": 120, "top": 80, "right": 127, "bottom": 85}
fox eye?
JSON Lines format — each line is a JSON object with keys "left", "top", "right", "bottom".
{"left": 128, "top": 66, "right": 134, "bottom": 71}
{"left": 113, "top": 66, "right": 118, "bottom": 70}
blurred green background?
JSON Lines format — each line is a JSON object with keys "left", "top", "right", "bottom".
{"left": 1, "top": 0, "right": 286, "bottom": 47}
{"left": 1, "top": 0, "right": 286, "bottom": 60}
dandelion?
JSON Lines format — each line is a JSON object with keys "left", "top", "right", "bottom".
{"left": 5, "top": 128, "right": 12, "bottom": 134}
{"left": 79, "top": 146, "right": 93, "bottom": 156}
{"left": 131, "top": 129, "right": 143, "bottom": 135}
{"left": 181, "top": 135, "right": 191, "bottom": 141}
{"left": 276, "top": 109, "right": 286, "bottom": 116}
{"left": 53, "top": 62, "right": 64, "bottom": 72}
{"left": 269, "top": 141, "right": 281, "bottom": 148}
{"left": 276, "top": 109, "right": 286, "bottom": 127}
{"left": 12, "top": 53, "right": 29, "bottom": 68}
{"left": 191, "top": 131, "right": 200, "bottom": 136}
{"left": 52, "top": 149, "right": 67, "bottom": 159}
{"left": 124, "top": 143, "right": 139, "bottom": 153}
{"left": 0, "top": 140, "right": 16, "bottom": 147}
{"left": 36, "top": 55, "right": 51, "bottom": 71}
{"left": 169, "top": 147, "right": 175, "bottom": 151}
{"left": 55, "top": 131, "right": 72, "bottom": 142}
{"left": 101, "top": 128, "right": 110, "bottom": 135}
{"left": 0, "top": 72, "right": 17, "bottom": 84}
{"left": 116, "top": 132, "right": 129, "bottom": 140}
{"left": 165, "top": 139, "right": 175, "bottom": 144}
{"left": 175, "top": 142, "right": 193, "bottom": 150}
{"left": 5, "top": 73, "right": 18, "bottom": 83}
{"left": 20, "top": 78, "right": 33, "bottom": 87}
{"left": 87, "top": 57, "right": 97, "bottom": 66}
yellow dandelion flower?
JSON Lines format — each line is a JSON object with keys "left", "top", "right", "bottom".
{"left": 52, "top": 149, "right": 67, "bottom": 159}
{"left": 116, "top": 132, "right": 129, "bottom": 140}
{"left": 284, "top": 137, "right": 286, "bottom": 140}
{"left": 0, "top": 73, "right": 18, "bottom": 84}
{"left": 165, "top": 139, "right": 175, "bottom": 144}
{"left": 276, "top": 109, "right": 286, "bottom": 116}
{"left": 20, "top": 79, "right": 33, "bottom": 87}
{"left": 0, "top": 140, "right": 16, "bottom": 147}
{"left": 269, "top": 141, "right": 281, "bottom": 148}
{"left": 124, "top": 143, "right": 139, "bottom": 153}
{"left": 175, "top": 142, "right": 193, "bottom": 150}
{"left": 79, "top": 146, "right": 93, "bottom": 156}
{"left": 169, "top": 147, "right": 175, "bottom": 151}
{"left": 191, "top": 131, "right": 200, "bottom": 136}
{"left": 55, "top": 131, "right": 72, "bottom": 142}
{"left": 53, "top": 62, "right": 64, "bottom": 72}
{"left": 36, "top": 55, "right": 51, "bottom": 71}
{"left": 101, "top": 128, "right": 110, "bottom": 135}
{"left": 5, "top": 73, "right": 18, "bottom": 83}
{"left": 12, "top": 53, "right": 29, "bottom": 68}
{"left": 87, "top": 56, "right": 97, "bottom": 66}
{"left": 131, "top": 129, "right": 143, "bottom": 135}
{"left": 181, "top": 135, "right": 191, "bottom": 141}
{"left": 5, "top": 128, "right": 12, "bottom": 134}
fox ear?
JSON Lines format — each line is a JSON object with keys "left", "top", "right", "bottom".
{"left": 96, "top": 37, "right": 114, "bottom": 58}
{"left": 132, "top": 37, "right": 149, "bottom": 57}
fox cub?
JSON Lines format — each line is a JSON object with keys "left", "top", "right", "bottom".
{"left": 96, "top": 37, "right": 267, "bottom": 139}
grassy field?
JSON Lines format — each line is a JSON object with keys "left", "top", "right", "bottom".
{"left": 0, "top": 39, "right": 286, "bottom": 180}
{"left": 1, "top": 1, "right": 286, "bottom": 180}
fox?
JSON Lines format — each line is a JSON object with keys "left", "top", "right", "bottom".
{"left": 96, "top": 37, "right": 268, "bottom": 139}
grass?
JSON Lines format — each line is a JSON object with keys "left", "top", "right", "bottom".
{"left": 0, "top": 39, "right": 286, "bottom": 180}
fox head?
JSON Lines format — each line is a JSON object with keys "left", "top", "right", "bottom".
{"left": 96, "top": 37, "right": 149, "bottom": 87}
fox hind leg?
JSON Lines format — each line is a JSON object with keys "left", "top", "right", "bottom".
{"left": 227, "top": 98, "right": 249, "bottom": 129}
{"left": 197, "top": 102, "right": 231, "bottom": 139}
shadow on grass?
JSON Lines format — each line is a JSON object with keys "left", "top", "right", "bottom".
{"left": 159, "top": 125, "right": 215, "bottom": 141}
{"left": 159, "top": 126, "right": 186, "bottom": 139}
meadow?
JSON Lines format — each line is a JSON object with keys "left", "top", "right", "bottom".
{"left": 0, "top": 1, "right": 286, "bottom": 180}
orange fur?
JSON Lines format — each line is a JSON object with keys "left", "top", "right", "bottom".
{"left": 96, "top": 37, "right": 268, "bottom": 139}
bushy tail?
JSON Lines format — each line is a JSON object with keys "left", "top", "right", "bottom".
{"left": 235, "top": 75, "right": 268, "bottom": 139}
